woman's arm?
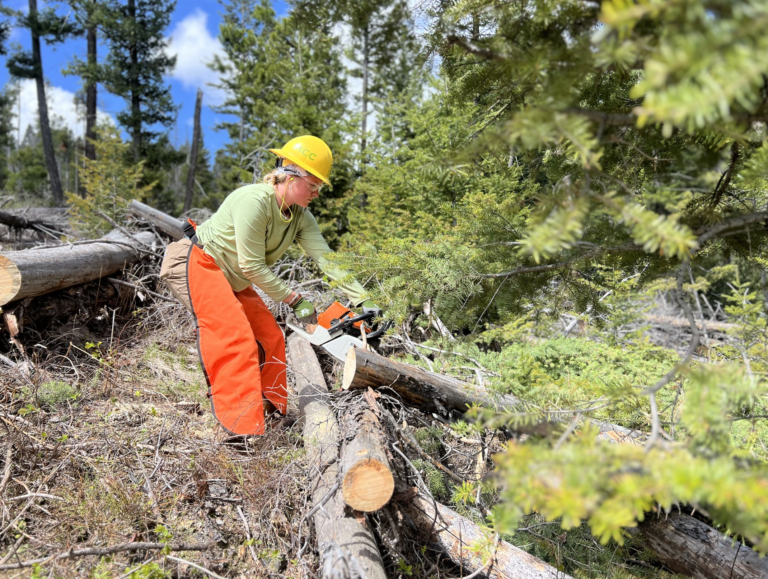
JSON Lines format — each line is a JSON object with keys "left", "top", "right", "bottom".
{"left": 295, "top": 212, "right": 369, "bottom": 305}
{"left": 231, "top": 198, "right": 295, "bottom": 303}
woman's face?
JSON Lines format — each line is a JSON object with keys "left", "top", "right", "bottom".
{"left": 288, "top": 174, "right": 323, "bottom": 208}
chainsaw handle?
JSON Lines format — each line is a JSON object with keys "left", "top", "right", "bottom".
{"left": 329, "top": 311, "right": 375, "bottom": 333}
{"left": 365, "top": 320, "right": 392, "bottom": 340}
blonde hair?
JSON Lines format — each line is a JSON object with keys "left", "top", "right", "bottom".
{"left": 263, "top": 163, "right": 305, "bottom": 187}
{"left": 263, "top": 170, "right": 290, "bottom": 188}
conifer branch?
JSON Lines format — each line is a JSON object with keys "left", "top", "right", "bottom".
{"left": 445, "top": 35, "right": 507, "bottom": 62}
{"left": 694, "top": 211, "right": 768, "bottom": 249}
{"left": 564, "top": 108, "right": 637, "bottom": 126}
{"left": 479, "top": 250, "right": 600, "bottom": 278}
{"left": 710, "top": 142, "right": 740, "bottom": 207}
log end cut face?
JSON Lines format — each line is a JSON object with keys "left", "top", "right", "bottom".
{"left": 0, "top": 254, "right": 21, "bottom": 306}
{"left": 342, "top": 458, "right": 395, "bottom": 512}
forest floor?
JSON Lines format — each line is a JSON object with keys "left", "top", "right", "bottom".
{"left": 0, "top": 261, "right": 733, "bottom": 579}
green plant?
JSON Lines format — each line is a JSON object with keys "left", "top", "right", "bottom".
{"left": 67, "top": 126, "right": 154, "bottom": 237}
{"left": 414, "top": 426, "right": 443, "bottom": 454}
{"left": 451, "top": 481, "right": 477, "bottom": 506}
{"left": 35, "top": 381, "right": 78, "bottom": 410}
{"left": 412, "top": 459, "right": 448, "bottom": 499}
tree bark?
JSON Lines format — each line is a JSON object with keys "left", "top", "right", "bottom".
{"left": 128, "top": 200, "right": 185, "bottom": 240}
{"left": 0, "top": 230, "right": 156, "bottom": 306}
{"left": 29, "top": 0, "right": 64, "bottom": 206}
{"left": 0, "top": 210, "right": 66, "bottom": 234}
{"left": 342, "top": 347, "right": 518, "bottom": 417}
{"left": 287, "top": 334, "right": 387, "bottom": 579}
{"left": 183, "top": 89, "right": 203, "bottom": 214}
{"left": 85, "top": 0, "right": 97, "bottom": 166}
{"left": 128, "top": 0, "right": 141, "bottom": 161}
{"left": 360, "top": 24, "right": 369, "bottom": 156}
{"left": 339, "top": 389, "right": 394, "bottom": 512}
{"left": 406, "top": 492, "right": 573, "bottom": 579}
{"left": 638, "top": 513, "right": 768, "bottom": 579}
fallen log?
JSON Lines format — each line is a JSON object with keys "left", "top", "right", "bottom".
{"left": 645, "top": 314, "right": 736, "bottom": 333}
{"left": 288, "top": 334, "right": 386, "bottom": 579}
{"left": 638, "top": 513, "right": 768, "bottom": 579}
{"left": 406, "top": 492, "right": 573, "bottom": 579}
{"left": 0, "top": 209, "right": 66, "bottom": 235}
{"left": 128, "top": 200, "right": 185, "bottom": 240}
{"left": 0, "top": 230, "right": 156, "bottom": 307}
{"left": 339, "top": 389, "right": 394, "bottom": 512}
{"left": 343, "top": 347, "right": 518, "bottom": 416}
{"left": 597, "top": 423, "right": 763, "bottom": 577}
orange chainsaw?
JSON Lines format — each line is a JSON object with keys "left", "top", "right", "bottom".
{"left": 286, "top": 301, "right": 390, "bottom": 362}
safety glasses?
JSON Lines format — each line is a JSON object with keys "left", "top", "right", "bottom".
{"left": 301, "top": 177, "right": 323, "bottom": 194}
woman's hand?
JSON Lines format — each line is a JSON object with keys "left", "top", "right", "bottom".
{"left": 291, "top": 296, "right": 317, "bottom": 324}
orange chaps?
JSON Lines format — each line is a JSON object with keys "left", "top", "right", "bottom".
{"left": 186, "top": 244, "right": 287, "bottom": 435}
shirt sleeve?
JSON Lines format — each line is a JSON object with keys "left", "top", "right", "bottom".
{"left": 232, "top": 197, "right": 293, "bottom": 302}
{"left": 296, "top": 211, "right": 368, "bottom": 305}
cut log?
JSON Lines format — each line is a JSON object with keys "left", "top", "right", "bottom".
{"left": 128, "top": 200, "right": 185, "bottom": 240}
{"left": 406, "top": 492, "right": 573, "bottom": 579}
{"left": 339, "top": 389, "right": 394, "bottom": 512}
{"left": 343, "top": 347, "right": 518, "bottom": 416}
{"left": 0, "top": 230, "right": 156, "bottom": 306}
{"left": 638, "top": 513, "right": 768, "bottom": 579}
{"left": 287, "top": 334, "right": 386, "bottom": 579}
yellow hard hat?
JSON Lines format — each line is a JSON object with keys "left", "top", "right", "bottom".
{"left": 269, "top": 135, "right": 333, "bottom": 185}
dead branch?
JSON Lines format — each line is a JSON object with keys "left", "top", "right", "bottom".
{"left": 0, "top": 542, "right": 215, "bottom": 571}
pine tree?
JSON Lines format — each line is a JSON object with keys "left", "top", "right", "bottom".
{"left": 0, "top": 1, "right": 10, "bottom": 55}
{"left": 0, "top": 83, "right": 16, "bottom": 191}
{"left": 210, "top": 0, "right": 354, "bottom": 243}
{"left": 331, "top": 0, "right": 768, "bottom": 553}
{"left": 294, "top": 0, "right": 416, "bottom": 157}
{"left": 67, "top": 126, "right": 153, "bottom": 237}
{"left": 99, "top": 0, "right": 177, "bottom": 161}
{"left": 6, "top": 1, "right": 78, "bottom": 205}
{"left": 65, "top": 0, "right": 104, "bottom": 164}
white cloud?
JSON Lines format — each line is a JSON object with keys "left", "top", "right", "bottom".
{"left": 166, "top": 10, "right": 229, "bottom": 106}
{"left": 15, "top": 79, "right": 113, "bottom": 144}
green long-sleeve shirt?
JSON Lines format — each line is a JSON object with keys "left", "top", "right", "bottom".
{"left": 195, "top": 183, "right": 367, "bottom": 304}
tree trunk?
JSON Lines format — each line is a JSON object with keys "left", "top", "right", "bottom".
{"left": 638, "top": 513, "right": 768, "bottom": 579}
{"left": 128, "top": 0, "right": 141, "bottom": 161}
{"left": 287, "top": 334, "right": 387, "bottom": 579}
{"left": 360, "top": 25, "right": 369, "bottom": 156}
{"left": 183, "top": 89, "right": 203, "bottom": 214}
{"left": 342, "top": 348, "right": 518, "bottom": 417}
{"left": 85, "top": 0, "right": 97, "bottom": 167}
{"left": 339, "top": 389, "right": 394, "bottom": 512}
{"left": 406, "top": 492, "right": 573, "bottom": 579}
{"left": 0, "top": 230, "right": 156, "bottom": 306}
{"left": 128, "top": 200, "right": 185, "bottom": 240}
{"left": 29, "top": 0, "right": 64, "bottom": 206}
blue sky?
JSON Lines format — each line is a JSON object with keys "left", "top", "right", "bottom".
{"left": 1, "top": 0, "right": 290, "bottom": 155}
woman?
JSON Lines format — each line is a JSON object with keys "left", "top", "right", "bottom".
{"left": 160, "top": 135, "right": 379, "bottom": 436}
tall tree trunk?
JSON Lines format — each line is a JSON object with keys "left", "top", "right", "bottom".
{"left": 360, "top": 25, "right": 369, "bottom": 155}
{"left": 29, "top": 0, "right": 63, "bottom": 206}
{"left": 183, "top": 89, "right": 203, "bottom": 214}
{"left": 85, "top": 0, "right": 97, "bottom": 169}
{"left": 128, "top": 0, "right": 141, "bottom": 161}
